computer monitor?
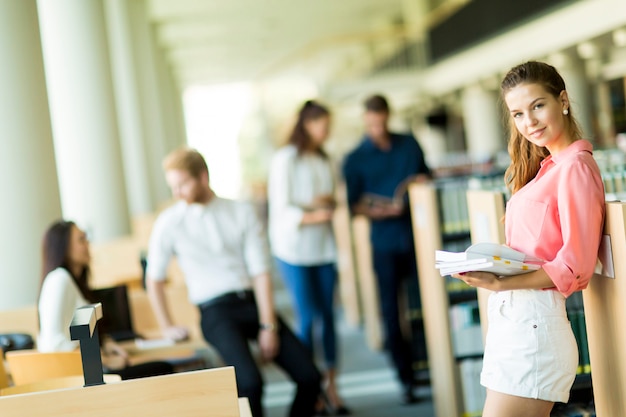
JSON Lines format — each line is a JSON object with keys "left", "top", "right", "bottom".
{"left": 91, "top": 285, "right": 141, "bottom": 342}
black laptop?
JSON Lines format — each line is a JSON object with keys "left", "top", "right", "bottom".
{"left": 91, "top": 285, "right": 143, "bottom": 342}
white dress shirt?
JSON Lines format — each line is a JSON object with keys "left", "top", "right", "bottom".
{"left": 146, "top": 197, "right": 271, "bottom": 305}
{"left": 267, "top": 145, "right": 337, "bottom": 265}
{"left": 38, "top": 267, "right": 88, "bottom": 352}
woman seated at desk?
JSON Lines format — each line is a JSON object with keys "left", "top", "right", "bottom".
{"left": 38, "top": 220, "right": 174, "bottom": 380}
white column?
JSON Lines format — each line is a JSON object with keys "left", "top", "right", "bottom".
{"left": 128, "top": 0, "right": 171, "bottom": 205}
{"left": 170, "top": 67, "right": 190, "bottom": 149}
{"left": 550, "top": 52, "right": 594, "bottom": 140}
{"left": 461, "top": 84, "right": 504, "bottom": 161}
{"left": 595, "top": 81, "right": 615, "bottom": 147}
{"left": 0, "top": 1, "right": 63, "bottom": 309}
{"left": 157, "top": 51, "right": 189, "bottom": 151}
{"left": 105, "top": 0, "right": 155, "bottom": 215}
{"left": 38, "top": 0, "right": 131, "bottom": 242}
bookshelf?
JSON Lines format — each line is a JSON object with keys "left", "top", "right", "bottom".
{"left": 332, "top": 182, "right": 361, "bottom": 327}
{"left": 408, "top": 174, "right": 505, "bottom": 417}
{"left": 582, "top": 201, "right": 626, "bottom": 417}
{"left": 409, "top": 182, "right": 465, "bottom": 417}
{"left": 351, "top": 216, "right": 383, "bottom": 351}
{"left": 465, "top": 190, "right": 506, "bottom": 341}
{"left": 466, "top": 189, "right": 602, "bottom": 416}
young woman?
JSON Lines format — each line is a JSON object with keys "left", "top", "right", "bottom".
{"left": 38, "top": 220, "right": 174, "bottom": 379}
{"left": 268, "top": 100, "right": 349, "bottom": 415}
{"left": 454, "top": 61, "right": 605, "bottom": 417}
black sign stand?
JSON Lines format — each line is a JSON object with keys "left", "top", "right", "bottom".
{"left": 69, "top": 303, "right": 105, "bottom": 387}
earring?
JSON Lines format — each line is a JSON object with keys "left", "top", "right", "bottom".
{"left": 563, "top": 109, "right": 569, "bottom": 115}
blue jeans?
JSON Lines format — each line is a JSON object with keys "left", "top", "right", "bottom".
{"left": 275, "top": 258, "right": 338, "bottom": 368}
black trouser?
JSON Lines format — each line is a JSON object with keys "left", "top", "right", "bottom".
{"left": 372, "top": 249, "right": 427, "bottom": 386}
{"left": 199, "top": 291, "right": 321, "bottom": 417}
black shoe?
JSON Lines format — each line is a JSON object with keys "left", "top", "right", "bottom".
{"left": 401, "top": 383, "right": 418, "bottom": 405}
{"left": 334, "top": 405, "right": 352, "bottom": 415}
{"left": 315, "top": 396, "right": 331, "bottom": 416}
{"left": 314, "top": 408, "right": 331, "bottom": 416}
{"left": 413, "top": 368, "right": 431, "bottom": 387}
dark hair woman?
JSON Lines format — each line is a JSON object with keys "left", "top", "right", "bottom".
{"left": 268, "top": 100, "right": 350, "bottom": 414}
{"left": 38, "top": 220, "right": 174, "bottom": 380}
{"left": 287, "top": 100, "right": 331, "bottom": 157}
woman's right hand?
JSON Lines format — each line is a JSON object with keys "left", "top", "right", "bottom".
{"left": 101, "top": 338, "right": 129, "bottom": 370}
{"left": 312, "top": 194, "right": 336, "bottom": 209}
{"left": 311, "top": 208, "right": 334, "bottom": 224}
{"left": 301, "top": 207, "right": 334, "bottom": 225}
{"left": 102, "top": 352, "right": 128, "bottom": 371}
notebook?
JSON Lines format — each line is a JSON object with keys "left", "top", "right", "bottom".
{"left": 91, "top": 285, "right": 142, "bottom": 342}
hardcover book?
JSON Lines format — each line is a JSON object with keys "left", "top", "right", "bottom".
{"left": 435, "top": 242, "right": 544, "bottom": 277}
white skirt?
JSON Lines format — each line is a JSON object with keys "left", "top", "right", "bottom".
{"left": 480, "top": 289, "right": 578, "bottom": 403}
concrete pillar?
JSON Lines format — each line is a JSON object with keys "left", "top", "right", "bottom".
{"left": 401, "top": 0, "right": 429, "bottom": 64}
{"left": 154, "top": 39, "right": 188, "bottom": 152}
{"left": 595, "top": 81, "right": 615, "bottom": 147}
{"left": 104, "top": 0, "right": 155, "bottom": 215}
{"left": 0, "top": 1, "right": 63, "bottom": 309}
{"left": 128, "top": 0, "right": 171, "bottom": 205}
{"left": 550, "top": 51, "right": 594, "bottom": 140}
{"left": 37, "top": 0, "right": 131, "bottom": 242}
{"left": 170, "top": 69, "right": 190, "bottom": 149}
{"left": 461, "top": 84, "right": 504, "bottom": 162}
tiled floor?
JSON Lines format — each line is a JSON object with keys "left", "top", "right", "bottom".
{"left": 261, "top": 284, "right": 596, "bottom": 417}
{"left": 263, "top": 290, "right": 435, "bottom": 417}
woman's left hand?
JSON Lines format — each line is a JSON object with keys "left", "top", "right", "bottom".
{"left": 451, "top": 271, "right": 501, "bottom": 291}
{"left": 102, "top": 338, "right": 130, "bottom": 368}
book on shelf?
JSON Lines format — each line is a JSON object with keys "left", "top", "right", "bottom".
{"left": 358, "top": 174, "right": 421, "bottom": 209}
{"left": 435, "top": 242, "right": 544, "bottom": 277}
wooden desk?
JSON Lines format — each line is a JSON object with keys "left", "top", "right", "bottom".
{"left": 0, "top": 305, "right": 39, "bottom": 338}
{"left": 120, "top": 338, "right": 211, "bottom": 371}
{"left": 238, "top": 398, "right": 252, "bottom": 417}
{"left": 0, "top": 367, "right": 240, "bottom": 417}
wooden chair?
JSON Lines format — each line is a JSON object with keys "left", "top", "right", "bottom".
{"left": 0, "top": 374, "right": 121, "bottom": 396}
{"left": 0, "top": 366, "right": 240, "bottom": 417}
{"left": 0, "top": 305, "right": 39, "bottom": 342}
{"left": 128, "top": 284, "right": 202, "bottom": 341}
{"left": 4, "top": 350, "right": 83, "bottom": 385}
{"left": 0, "top": 353, "right": 9, "bottom": 389}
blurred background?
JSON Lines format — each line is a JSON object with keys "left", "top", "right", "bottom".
{"left": 1, "top": 1, "right": 625, "bottom": 415}
{"left": 3, "top": 1, "right": 626, "bottom": 307}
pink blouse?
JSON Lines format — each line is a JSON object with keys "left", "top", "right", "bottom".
{"left": 505, "top": 140, "right": 605, "bottom": 298}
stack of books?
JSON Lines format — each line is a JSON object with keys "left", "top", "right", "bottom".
{"left": 435, "top": 242, "right": 544, "bottom": 276}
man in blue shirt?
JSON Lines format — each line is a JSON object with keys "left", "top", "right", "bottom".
{"left": 342, "top": 94, "right": 430, "bottom": 404}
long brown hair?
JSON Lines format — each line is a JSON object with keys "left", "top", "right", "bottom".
{"left": 501, "top": 61, "right": 584, "bottom": 194}
{"left": 40, "top": 220, "right": 94, "bottom": 303}
{"left": 288, "top": 100, "right": 330, "bottom": 157}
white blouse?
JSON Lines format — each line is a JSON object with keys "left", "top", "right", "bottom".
{"left": 267, "top": 145, "right": 337, "bottom": 265}
{"left": 38, "top": 268, "right": 88, "bottom": 352}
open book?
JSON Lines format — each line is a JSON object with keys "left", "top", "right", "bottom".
{"left": 435, "top": 242, "right": 544, "bottom": 276}
{"left": 359, "top": 175, "right": 420, "bottom": 209}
